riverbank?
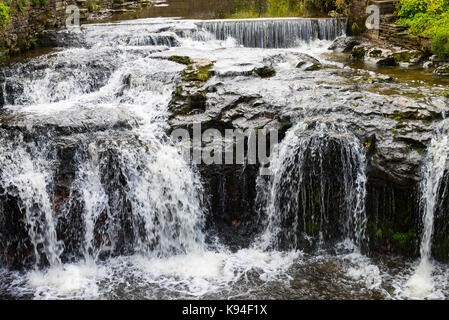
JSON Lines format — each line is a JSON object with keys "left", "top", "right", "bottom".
{"left": 0, "top": 0, "right": 167, "bottom": 63}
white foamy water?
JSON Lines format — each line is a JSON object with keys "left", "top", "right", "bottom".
{"left": 0, "top": 17, "right": 448, "bottom": 300}
{"left": 407, "top": 124, "right": 449, "bottom": 299}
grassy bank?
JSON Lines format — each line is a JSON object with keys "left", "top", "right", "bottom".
{"left": 395, "top": 0, "right": 449, "bottom": 58}
{"left": 227, "top": 0, "right": 338, "bottom": 19}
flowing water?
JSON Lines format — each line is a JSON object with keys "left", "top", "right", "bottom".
{"left": 256, "top": 121, "right": 367, "bottom": 251}
{"left": 407, "top": 121, "right": 449, "bottom": 298}
{"left": 0, "top": 17, "right": 448, "bottom": 300}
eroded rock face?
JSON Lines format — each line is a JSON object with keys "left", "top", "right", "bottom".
{"left": 2, "top": 22, "right": 449, "bottom": 269}
{"left": 165, "top": 47, "right": 449, "bottom": 258}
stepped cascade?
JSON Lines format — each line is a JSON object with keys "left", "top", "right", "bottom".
{"left": 0, "top": 17, "right": 448, "bottom": 300}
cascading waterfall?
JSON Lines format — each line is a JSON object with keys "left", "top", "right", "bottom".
{"left": 0, "top": 21, "right": 208, "bottom": 271}
{"left": 0, "top": 132, "right": 63, "bottom": 267}
{"left": 1, "top": 16, "right": 442, "bottom": 300}
{"left": 408, "top": 124, "right": 449, "bottom": 298}
{"left": 256, "top": 121, "right": 367, "bottom": 252}
{"left": 197, "top": 18, "right": 347, "bottom": 48}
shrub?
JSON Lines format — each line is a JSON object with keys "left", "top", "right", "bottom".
{"left": 87, "top": 1, "right": 100, "bottom": 12}
{"left": 431, "top": 29, "right": 449, "bottom": 59}
{"left": 351, "top": 22, "right": 362, "bottom": 36}
{"left": 396, "top": 0, "right": 449, "bottom": 57}
{"left": 0, "top": 1, "right": 10, "bottom": 27}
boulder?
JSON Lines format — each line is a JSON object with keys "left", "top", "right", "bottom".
{"left": 434, "top": 64, "right": 449, "bottom": 77}
{"left": 253, "top": 66, "right": 276, "bottom": 78}
{"left": 328, "top": 36, "right": 365, "bottom": 53}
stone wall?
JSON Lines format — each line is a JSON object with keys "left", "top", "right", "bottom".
{"left": 362, "top": 0, "right": 431, "bottom": 52}
{"left": 379, "top": 22, "right": 431, "bottom": 51}
{"left": 0, "top": 0, "right": 154, "bottom": 62}
{"left": 0, "top": 0, "right": 74, "bottom": 60}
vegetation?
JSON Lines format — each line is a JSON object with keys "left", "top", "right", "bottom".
{"left": 229, "top": 0, "right": 340, "bottom": 18}
{"left": 0, "top": 1, "right": 11, "bottom": 28}
{"left": 87, "top": 1, "right": 101, "bottom": 12}
{"left": 16, "top": 0, "right": 28, "bottom": 13}
{"left": 396, "top": 0, "right": 449, "bottom": 58}
{"left": 31, "top": 0, "right": 46, "bottom": 6}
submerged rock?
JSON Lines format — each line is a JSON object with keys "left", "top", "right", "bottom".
{"left": 253, "top": 66, "right": 276, "bottom": 78}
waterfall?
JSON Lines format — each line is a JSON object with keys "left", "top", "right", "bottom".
{"left": 408, "top": 124, "right": 449, "bottom": 298}
{"left": 197, "top": 18, "right": 347, "bottom": 48}
{"left": 0, "top": 132, "right": 63, "bottom": 267}
{"left": 256, "top": 121, "right": 367, "bottom": 251}
{"left": 0, "top": 22, "right": 208, "bottom": 269}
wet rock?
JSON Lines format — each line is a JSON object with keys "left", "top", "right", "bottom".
{"left": 434, "top": 64, "right": 449, "bottom": 77}
{"left": 349, "top": 45, "right": 366, "bottom": 60}
{"left": 253, "top": 66, "right": 276, "bottom": 78}
{"left": 295, "top": 53, "right": 323, "bottom": 71}
{"left": 328, "top": 36, "right": 364, "bottom": 53}
{"left": 423, "top": 61, "right": 434, "bottom": 69}
{"left": 365, "top": 48, "right": 398, "bottom": 66}
{"left": 353, "top": 74, "right": 394, "bottom": 84}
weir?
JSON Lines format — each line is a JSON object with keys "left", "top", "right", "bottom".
{"left": 196, "top": 18, "right": 347, "bottom": 48}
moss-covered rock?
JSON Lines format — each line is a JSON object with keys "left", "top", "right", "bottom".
{"left": 350, "top": 45, "right": 366, "bottom": 60}
{"left": 253, "top": 66, "right": 276, "bottom": 78}
{"left": 393, "top": 51, "right": 411, "bottom": 63}
{"left": 168, "top": 55, "right": 192, "bottom": 65}
{"left": 304, "top": 63, "right": 323, "bottom": 71}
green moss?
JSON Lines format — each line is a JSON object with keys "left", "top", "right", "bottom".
{"left": 376, "top": 229, "right": 383, "bottom": 239}
{"left": 304, "top": 63, "right": 323, "bottom": 71}
{"left": 169, "top": 56, "right": 214, "bottom": 84}
{"left": 393, "top": 51, "right": 411, "bottom": 62}
{"left": 351, "top": 46, "right": 365, "bottom": 59}
{"left": 440, "top": 90, "right": 449, "bottom": 97}
{"left": 168, "top": 56, "right": 192, "bottom": 65}
{"left": 87, "top": 1, "right": 100, "bottom": 12}
{"left": 392, "top": 231, "right": 414, "bottom": 248}
{"left": 182, "top": 64, "right": 214, "bottom": 82}
{"left": 350, "top": 22, "right": 363, "bottom": 36}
